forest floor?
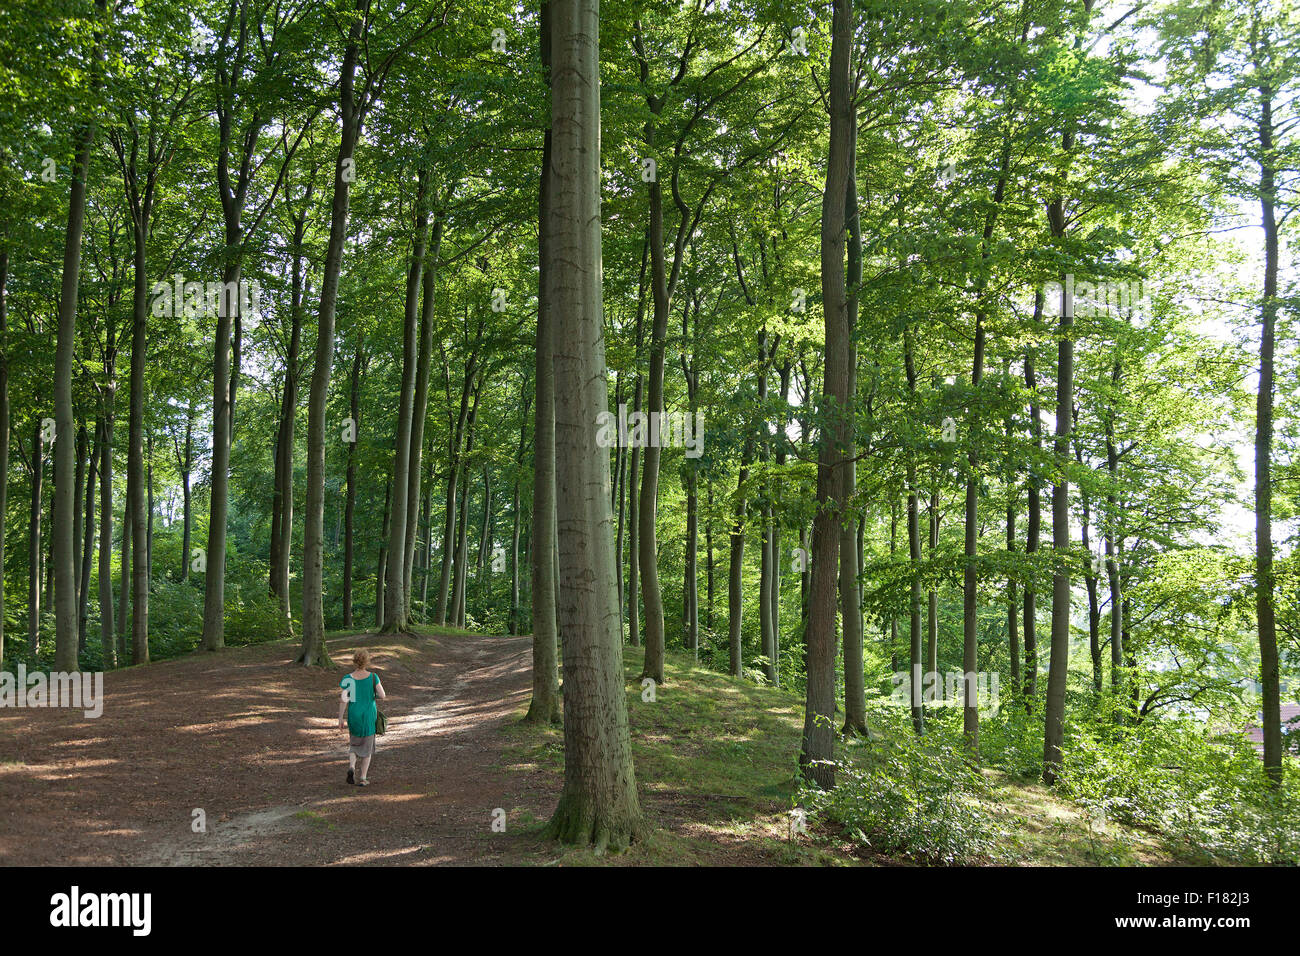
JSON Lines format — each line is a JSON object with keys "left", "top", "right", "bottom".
{"left": 0, "top": 626, "right": 1188, "bottom": 866}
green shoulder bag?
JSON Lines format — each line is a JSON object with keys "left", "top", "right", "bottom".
{"left": 373, "top": 674, "right": 387, "bottom": 735}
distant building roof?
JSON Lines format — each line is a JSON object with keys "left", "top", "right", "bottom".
{"left": 1245, "top": 704, "right": 1300, "bottom": 751}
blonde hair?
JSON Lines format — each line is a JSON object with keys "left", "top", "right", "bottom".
{"left": 352, "top": 648, "right": 371, "bottom": 669}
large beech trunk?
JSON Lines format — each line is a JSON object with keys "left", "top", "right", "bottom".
{"left": 543, "top": 0, "right": 643, "bottom": 851}
{"left": 800, "top": 0, "right": 853, "bottom": 791}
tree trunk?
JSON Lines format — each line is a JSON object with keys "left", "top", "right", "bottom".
{"left": 961, "top": 314, "right": 985, "bottom": 755}
{"left": 403, "top": 216, "right": 444, "bottom": 618}
{"left": 1023, "top": 336, "right": 1042, "bottom": 707}
{"left": 1043, "top": 257, "right": 1075, "bottom": 785}
{"left": 1077, "top": 435, "right": 1101, "bottom": 693}
{"left": 299, "top": 13, "right": 363, "bottom": 666}
{"left": 375, "top": 478, "right": 390, "bottom": 630}
{"left": 840, "top": 133, "right": 865, "bottom": 735}
{"left": 705, "top": 473, "right": 714, "bottom": 634}
{"left": 543, "top": 0, "right": 643, "bottom": 851}
{"left": 270, "top": 200, "right": 309, "bottom": 632}
{"left": 1104, "top": 355, "right": 1123, "bottom": 709}
{"left": 178, "top": 409, "right": 192, "bottom": 583}
{"left": 526, "top": 1, "right": 561, "bottom": 720}
{"left": 0, "top": 251, "right": 9, "bottom": 666}
{"left": 1255, "top": 92, "right": 1283, "bottom": 786}
{"left": 475, "top": 467, "right": 492, "bottom": 604}
{"left": 758, "top": 335, "right": 775, "bottom": 682}
{"left": 435, "top": 356, "right": 476, "bottom": 625}
{"left": 118, "top": 495, "right": 130, "bottom": 656}
{"left": 927, "top": 487, "right": 938, "bottom": 678}
{"left": 343, "top": 335, "right": 364, "bottom": 629}
{"left": 627, "top": 416, "right": 641, "bottom": 646}
{"left": 613, "top": 376, "right": 628, "bottom": 643}
{"left": 771, "top": 361, "right": 791, "bottom": 686}
{"left": 73, "top": 425, "right": 86, "bottom": 619}
{"left": 450, "top": 386, "right": 479, "bottom": 629}
{"left": 1006, "top": 467, "right": 1021, "bottom": 697}
{"left": 727, "top": 438, "right": 753, "bottom": 676}
{"left": 905, "top": 328, "right": 925, "bottom": 734}
{"left": 52, "top": 28, "right": 102, "bottom": 670}
{"left": 510, "top": 469, "right": 522, "bottom": 635}
{"left": 381, "top": 172, "right": 430, "bottom": 633}
{"left": 684, "top": 465, "right": 698, "bottom": 659}
{"left": 28, "top": 423, "right": 44, "bottom": 655}
{"left": 800, "top": 0, "right": 853, "bottom": 791}
{"left": 78, "top": 423, "right": 98, "bottom": 650}
{"left": 127, "top": 219, "right": 150, "bottom": 666}
{"left": 98, "top": 401, "right": 115, "bottom": 667}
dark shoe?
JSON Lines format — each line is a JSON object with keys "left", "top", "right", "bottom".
{"left": 347, "top": 769, "right": 355, "bottom": 785}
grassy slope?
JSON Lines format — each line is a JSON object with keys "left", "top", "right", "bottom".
{"left": 499, "top": 643, "right": 1191, "bottom": 866}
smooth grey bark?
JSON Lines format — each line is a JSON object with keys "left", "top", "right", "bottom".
{"left": 474, "top": 467, "right": 492, "bottom": 601}
{"left": 403, "top": 215, "right": 444, "bottom": 617}
{"left": 961, "top": 313, "right": 985, "bottom": 754}
{"left": 707, "top": 473, "right": 717, "bottom": 634}
{"left": 758, "top": 332, "right": 775, "bottom": 682}
{"left": 300, "top": 10, "right": 364, "bottom": 666}
{"left": 27, "top": 423, "right": 44, "bottom": 655}
{"left": 627, "top": 399, "right": 641, "bottom": 646}
{"left": 770, "top": 360, "right": 791, "bottom": 686}
{"left": 509, "top": 401, "right": 526, "bottom": 635}
{"left": 613, "top": 375, "right": 628, "bottom": 643}
{"left": 637, "top": 226, "right": 668, "bottom": 682}
{"left": 1076, "top": 432, "right": 1101, "bottom": 693}
{"left": 1005, "top": 401, "right": 1021, "bottom": 697}
{"left": 1254, "top": 74, "right": 1283, "bottom": 786}
{"left": 78, "top": 425, "right": 97, "bottom": 651}
{"left": 450, "top": 384, "right": 479, "bottom": 629}
{"left": 381, "top": 172, "right": 430, "bottom": 633}
{"left": 840, "top": 119, "right": 865, "bottom": 737}
{"left": 270, "top": 190, "right": 310, "bottom": 632}
{"left": 625, "top": 259, "right": 646, "bottom": 648}
{"left": 117, "top": 492, "right": 129, "bottom": 656}
{"left": 0, "top": 251, "right": 8, "bottom": 665}
{"left": 435, "top": 343, "right": 479, "bottom": 625}
{"left": 680, "top": 295, "right": 700, "bottom": 659}
{"left": 1043, "top": 260, "right": 1074, "bottom": 785}
{"left": 904, "top": 328, "right": 924, "bottom": 735}
{"left": 1104, "top": 355, "right": 1123, "bottom": 707}
{"left": 342, "top": 336, "right": 364, "bottom": 629}
{"left": 52, "top": 15, "right": 103, "bottom": 670}
{"left": 125, "top": 210, "right": 153, "bottom": 666}
{"left": 526, "top": 0, "right": 561, "bottom": 722}
{"left": 543, "top": 0, "right": 643, "bottom": 851}
{"left": 98, "top": 398, "right": 115, "bottom": 667}
{"left": 73, "top": 426, "right": 85, "bottom": 623}
{"left": 176, "top": 408, "right": 192, "bottom": 583}
{"left": 927, "top": 487, "right": 938, "bottom": 678}
{"left": 1023, "top": 334, "right": 1043, "bottom": 707}
{"left": 726, "top": 435, "right": 753, "bottom": 676}
{"left": 375, "top": 478, "right": 391, "bottom": 629}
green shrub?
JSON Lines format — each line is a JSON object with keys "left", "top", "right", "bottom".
{"left": 801, "top": 729, "right": 1006, "bottom": 864}
{"left": 1056, "top": 717, "right": 1300, "bottom": 865}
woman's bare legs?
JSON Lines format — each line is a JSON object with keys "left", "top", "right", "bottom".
{"left": 358, "top": 756, "right": 371, "bottom": 782}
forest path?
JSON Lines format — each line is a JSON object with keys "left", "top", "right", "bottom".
{"left": 0, "top": 629, "right": 558, "bottom": 865}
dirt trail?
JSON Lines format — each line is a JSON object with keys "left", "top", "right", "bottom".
{"left": 0, "top": 631, "right": 557, "bottom": 866}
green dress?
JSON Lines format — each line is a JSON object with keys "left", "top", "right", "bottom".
{"left": 341, "top": 672, "right": 378, "bottom": 737}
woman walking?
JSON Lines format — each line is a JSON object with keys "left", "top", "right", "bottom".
{"left": 339, "top": 648, "right": 386, "bottom": 786}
